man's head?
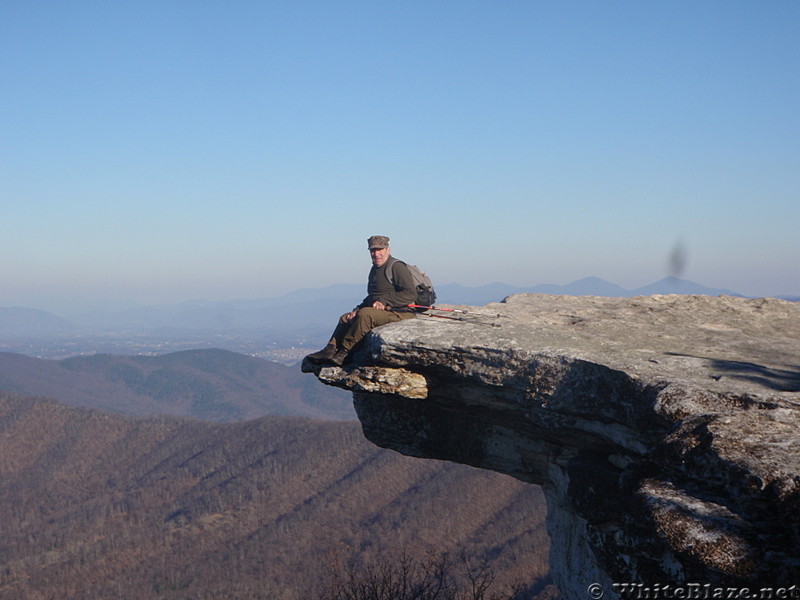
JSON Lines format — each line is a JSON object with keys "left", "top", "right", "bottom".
{"left": 367, "top": 235, "right": 391, "bottom": 267}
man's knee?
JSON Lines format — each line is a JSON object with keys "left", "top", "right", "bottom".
{"left": 355, "top": 307, "right": 382, "bottom": 324}
{"left": 356, "top": 307, "right": 401, "bottom": 328}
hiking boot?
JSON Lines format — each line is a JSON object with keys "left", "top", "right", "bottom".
{"left": 305, "top": 344, "right": 338, "bottom": 364}
{"left": 329, "top": 349, "right": 349, "bottom": 367}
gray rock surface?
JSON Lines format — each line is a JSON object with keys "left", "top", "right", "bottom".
{"left": 303, "top": 294, "right": 800, "bottom": 597}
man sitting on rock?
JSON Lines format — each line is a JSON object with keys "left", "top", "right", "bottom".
{"left": 305, "top": 235, "right": 417, "bottom": 367}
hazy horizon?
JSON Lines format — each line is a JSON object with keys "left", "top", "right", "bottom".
{"left": 2, "top": 274, "right": 790, "bottom": 319}
{"left": 3, "top": 2, "right": 798, "bottom": 308}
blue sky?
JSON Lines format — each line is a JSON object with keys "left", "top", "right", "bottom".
{"left": 2, "top": 1, "right": 798, "bottom": 309}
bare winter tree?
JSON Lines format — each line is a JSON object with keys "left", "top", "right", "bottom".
{"left": 319, "top": 550, "right": 532, "bottom": 600}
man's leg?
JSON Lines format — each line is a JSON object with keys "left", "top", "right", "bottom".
{"left": 307, "top": 308, "right": 414, "bottom": 366}
{"left": 329, "top": 312, "right": 356, "bottom": 348}
{"left": 305, "top": 312, "right": 353, "bottom": 363}
{"left": 332, "top": 308, "right": 414, "bottom": 364}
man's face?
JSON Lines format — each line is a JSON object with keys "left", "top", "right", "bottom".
{"left": 370, "top": 246, "right": 391, "bottom": 267}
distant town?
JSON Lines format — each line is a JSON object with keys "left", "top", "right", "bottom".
{"left": 0, "top": 331, "right": 315, "bottom": 364}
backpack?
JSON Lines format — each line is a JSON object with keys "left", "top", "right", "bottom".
{"left": 386, "top": 259, "right": 437, "bottom": 310}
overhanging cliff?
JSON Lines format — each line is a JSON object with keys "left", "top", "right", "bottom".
{"left": 303, "top": 294, "right": 800, "bottom": 596}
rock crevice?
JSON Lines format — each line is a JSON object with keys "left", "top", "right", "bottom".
{"left": 304, "top": 294, "right": 800, "bottom": 595}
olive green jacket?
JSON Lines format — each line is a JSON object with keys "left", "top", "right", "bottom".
{"left": 358, "top": 257, "right": 417, "bottom": 310}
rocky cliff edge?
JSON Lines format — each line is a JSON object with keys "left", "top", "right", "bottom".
{"left": 303, "top": 294, "right": 800, "bottom": 596}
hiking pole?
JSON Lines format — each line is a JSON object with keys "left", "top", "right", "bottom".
{"left": 417, "top": 312, "right": 501, "bottom": 327}
{"left": 407, "top": 304, "right": 507, "bottom": 319}
{"left": 410, "top": 305, "right": 502, "bottom": 327}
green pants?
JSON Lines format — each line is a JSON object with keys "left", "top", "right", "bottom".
{"left": 329, "top": 307, "right": 416, "bottom": 353}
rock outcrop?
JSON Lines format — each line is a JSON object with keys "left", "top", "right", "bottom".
{"left": 303, "top": 294, "right": 800, "bottom": 597}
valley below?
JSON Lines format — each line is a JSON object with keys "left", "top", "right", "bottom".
{"left": 0, "top": 348, "right": 554, "bottom": 599}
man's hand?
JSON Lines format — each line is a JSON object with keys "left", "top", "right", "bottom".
{"left": 345, "top": 310, "right": 359, "bottom": 321}
{"left": 372, "top": 300, "right": 389, "bottom": 311}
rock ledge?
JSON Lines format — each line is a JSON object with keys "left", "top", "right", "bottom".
{"left": 304, "top": 294, "right": 800, "bottom": 596}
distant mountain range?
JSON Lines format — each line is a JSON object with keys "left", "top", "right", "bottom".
{"left": 0, "top": 276, "right": 776, "bottom": 340}
{"left": 436, "top": 275, "right": 747, "bottom": 306}
{"left": 0, "top": 306, "right": 75, "bottom": 336}
{"left": 0, "top": 348, "right": 354, "bottom": 421}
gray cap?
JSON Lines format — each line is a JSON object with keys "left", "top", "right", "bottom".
{"left": 367, "top": 235, "right": 390, "bottom": 249}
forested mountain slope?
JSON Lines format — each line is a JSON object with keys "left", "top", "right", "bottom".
{"left": 0, "top": 392, "right": 551, "bottom": 599}
{"left": 0, "top": 348, "right": 354, "bottom": 421}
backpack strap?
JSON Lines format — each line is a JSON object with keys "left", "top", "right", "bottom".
{"left": 384, "top": 257, "right": 403, "bottom": 287}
